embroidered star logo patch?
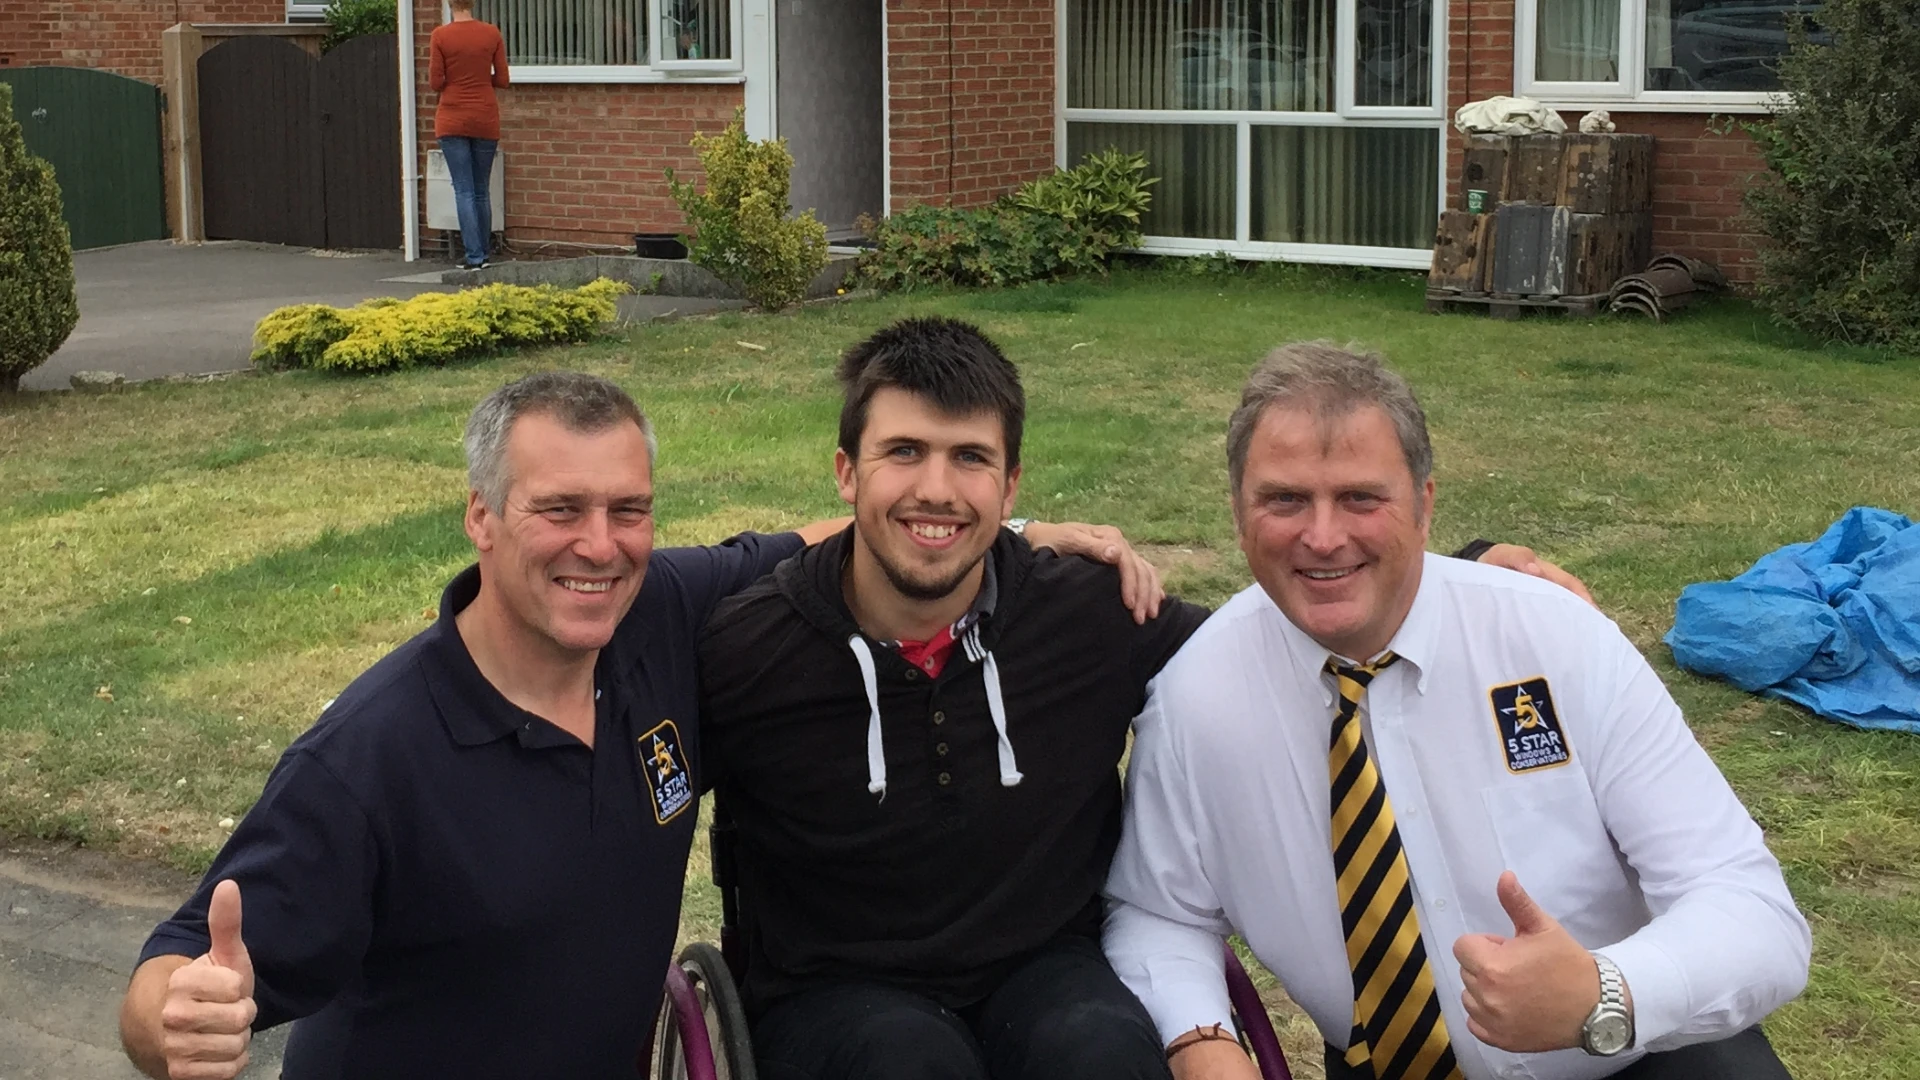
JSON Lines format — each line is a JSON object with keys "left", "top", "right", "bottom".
{"left": 1488, "top": 677, "right": 1572, "bottom": 773}
{"left": 638, "top": 719, "right": 694, "bottom": 824}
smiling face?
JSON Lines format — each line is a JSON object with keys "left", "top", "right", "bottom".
{"left": 464, "top": 411, "right": 655, "bottom": 659}
{"left": 1235, "top": 402, "right": 1433, "bottom": 661}
{"left": 836, "top": 386, "right": 1020, "bottom": 604}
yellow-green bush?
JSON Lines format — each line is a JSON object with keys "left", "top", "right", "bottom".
{"left": 667, "top": 115, "right": 829, "bottom": 312}
{"left": 252, "top": 278, "right": 631, "bottom": 373}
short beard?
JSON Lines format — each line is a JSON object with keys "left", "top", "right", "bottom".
{"left": 873, "top": 547, "right": 986, "bottom": 603}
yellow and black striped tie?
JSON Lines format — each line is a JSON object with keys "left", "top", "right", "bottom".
{"left": 1326, "top": 655, "right": 1462, "bottom": 1080}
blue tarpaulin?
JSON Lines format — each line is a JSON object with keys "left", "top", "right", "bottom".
{"left": 1665, "top": 507, "right": 1920, "bottom": 734}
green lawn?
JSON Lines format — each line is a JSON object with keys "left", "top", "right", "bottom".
{"left": 2, "top": 264, "right": 1916, "bottom": 1078}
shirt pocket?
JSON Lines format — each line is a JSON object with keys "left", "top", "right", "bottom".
{"left": 1480, "top": 772, "right": 1621, "bottom": 927}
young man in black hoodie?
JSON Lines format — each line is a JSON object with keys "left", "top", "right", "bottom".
{"left": 697, "top": 318, "right": 1590, "bottom": 1080}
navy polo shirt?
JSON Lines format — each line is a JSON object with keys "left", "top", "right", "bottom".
{"left": 139, "top": 532, "right": 802, "bottom": 1080}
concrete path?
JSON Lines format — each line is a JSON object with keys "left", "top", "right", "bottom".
{"left": 0, "top": 842, "right": 286, "bottom": 1079}
{"left": 23, "top": 241, "right": 740, "bottom": 393}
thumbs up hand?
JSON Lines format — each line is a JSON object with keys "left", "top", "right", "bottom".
{"left": 159, "top": 880, "right": 257, "bottom": 1079}
{"left": 1451, "top": 871, "right": 1622, "bottom": 1053}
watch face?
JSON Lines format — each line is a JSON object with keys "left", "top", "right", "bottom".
{"left": 1588, "top": 1013, "right": 1632, "bottom": 1056}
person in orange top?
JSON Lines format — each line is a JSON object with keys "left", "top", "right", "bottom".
{"left": 430, "top": 0, "right": 509, "bottom": 269}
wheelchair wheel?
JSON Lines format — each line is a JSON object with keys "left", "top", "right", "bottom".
{"left": 653, "top": 942, "right": 757, "bottom": 1080}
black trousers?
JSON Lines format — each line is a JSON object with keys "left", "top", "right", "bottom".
{"left": 752, "top": 934, "right": 1171, "bottom": 1080}
{"left": 1323, "top": 1026, "right": 1792, "bottom": 1080}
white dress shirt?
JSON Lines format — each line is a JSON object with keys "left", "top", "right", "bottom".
{"left": 1104, "top": 553, "right": 1809, "bottom": 1080}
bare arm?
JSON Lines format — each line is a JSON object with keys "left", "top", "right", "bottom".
{"left": 793, "top": 516, "right": 852, "bottom": 545}
{"left": 1474, "top": 543, "right": 1597, "bottom": 606}
{"left": 1170, "top": 1039, "right": 1263, "bottom": 1080}
{"left": 120, "top": 955, "right": 193, "bottom": 1079}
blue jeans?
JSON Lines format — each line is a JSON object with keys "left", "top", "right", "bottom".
{"left": 440, "top": 135, "right": 497, "bottom": 266}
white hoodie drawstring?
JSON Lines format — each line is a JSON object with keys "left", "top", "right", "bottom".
{"left": 980, "top": 651, "right": 1024, "bottom": 788}
{"left": 846, "top": 633, "right": 1023, "bottom": 798}
{"left": 848, "top": 635, "right": 889, "bottom": 800}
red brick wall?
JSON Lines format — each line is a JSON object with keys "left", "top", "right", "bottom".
{"left": 1446, "top": 0, "right": 1769, "bottom": 282}
{"left": 885, "top": 0, "right": 1056, "bottom": 209}
{"left": 408, "top": 1, "right": 743, "bottom": 253}
{"left": 0, "top": 1, "right": 287, "bottom": 85}
{"left": 403, "top": 0, "right": 1064, "bottom": 252}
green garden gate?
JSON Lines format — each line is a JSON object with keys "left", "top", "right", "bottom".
{"left": 0, "top": 67, "right": 167, "bottom": 250}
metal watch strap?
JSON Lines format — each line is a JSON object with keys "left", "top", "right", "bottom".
{"left": 1582, "top": 953, "right": 1633, "bottom": 1056}
{"left": 1596, "top": 953, "right": 1626, "bottom": 1010}
{"left": 1005, "top": 517, "right": 1031, "bottom": 536}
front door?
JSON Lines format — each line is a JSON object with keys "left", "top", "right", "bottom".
{"left": 776, "top": 0, "right": 884, "bottom": 241}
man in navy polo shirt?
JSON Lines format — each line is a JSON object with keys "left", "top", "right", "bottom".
{"left": 118, "top": 371, "right": 1149, "bottom": 1080}
{"left": 117, "top": 371, "right": 847, "bottom": 1079}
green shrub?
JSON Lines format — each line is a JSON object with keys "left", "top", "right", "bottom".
{"left": 1011, "top": 147, "right": 1156, "bottom": 244}
{"left": 252, "top": 278, "right": 630, "bottom": 373}
{"left": 857, "top": 149, "right": 1157, "bottom": 292}
{"left": 321, "top": 0, "right": 398, "bottom": 53}
{"left": 0, "top": 82, "right": 79, "bottom": 393}
{"left": 667, "top": 116, "right": 829, "bottom": 312}
{"left": 1744, "top": 0, "right": 1920, "bottom": 354}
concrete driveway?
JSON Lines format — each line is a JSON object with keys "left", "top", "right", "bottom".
{"left": 22, "top": 241, "right": 745, "bottom": 392}
{"left": 21, "top": 241, "right": 458, "bottom": 392}
{"left": 1, "top": 842, "right": 287, "bottom": 1079}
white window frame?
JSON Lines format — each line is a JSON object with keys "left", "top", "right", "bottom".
{"left": 449, "top": 0, "right": 746, "bottom": 83}
{"left": 1056, "top": 0, "right": 1450, "bottom": 269}
{"left": 287, "top": 1, "right": 327, "bottom": 22}
{"left": 653, "top": 0, "right": 745, "bottom": 73}
{"left": 1515, "top": 0, "right": 1795, "bottom": 112}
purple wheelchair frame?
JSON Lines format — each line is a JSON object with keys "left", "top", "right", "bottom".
{"left": 659, "top": 961, "right": 722, "bottom": 1080}
{"left": 656, "top": 940, "right": 1294, "bottom": 1080}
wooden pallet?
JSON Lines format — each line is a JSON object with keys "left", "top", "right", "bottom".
{"left": 1426, "top": 289, "right": 1609, "bottom": 319}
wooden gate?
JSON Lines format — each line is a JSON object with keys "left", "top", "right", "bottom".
{"left": 197, "top": 34, "right": 400, "bottom": 249}
{"left": 0, "top": 67, "right": 166, "bottom": 250}
{"left": 318, "top": 35, "right": 402, "bottom": 249}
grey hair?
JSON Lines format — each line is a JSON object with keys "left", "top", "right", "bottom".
{"left": 1225, "top": 342, "right": 1432, "bottom": 504}
{"left": 464, "top": 371, "right": 657, "bottom": 510}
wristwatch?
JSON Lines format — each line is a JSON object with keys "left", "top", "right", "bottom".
{"left": 1005, "top": 518, "right": 1031, "bottom": 536}
{"left": 1580, "top": 953, "right": 1634, "bottom": 1056}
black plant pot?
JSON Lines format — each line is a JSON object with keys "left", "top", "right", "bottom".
{"left": 634, "top": 233, "right": 688, "bottom": 260}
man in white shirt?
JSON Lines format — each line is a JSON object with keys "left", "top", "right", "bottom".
{"left": 1102, "top": 343, "right": 1810, "bottom": 1080}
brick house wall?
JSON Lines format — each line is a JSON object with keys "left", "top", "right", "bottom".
{"left": 407, "top": 0, "right": 1061, "bottom": 255}
{"left": 0, "top": 1, "right": 287, "bottom": 85}
{"left": 885, "top": 0, "right": 1056, "bottom": 209}
{"left": 1447, "top": 0, "right": 1770, "bottom": 282}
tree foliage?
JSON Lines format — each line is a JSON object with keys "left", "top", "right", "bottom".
{"left": 322, "top": 0, "right": 398, "bottom": 53}
{"left": 1745, "top": 0, "right": 1920, "bottom": 353}
{"left": 0, "top": 82, "right": 79, "bottom": 392}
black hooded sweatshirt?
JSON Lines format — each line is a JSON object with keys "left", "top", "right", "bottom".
{"left": 697, "top": 525, "right": 1210, "bottom": 1012}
